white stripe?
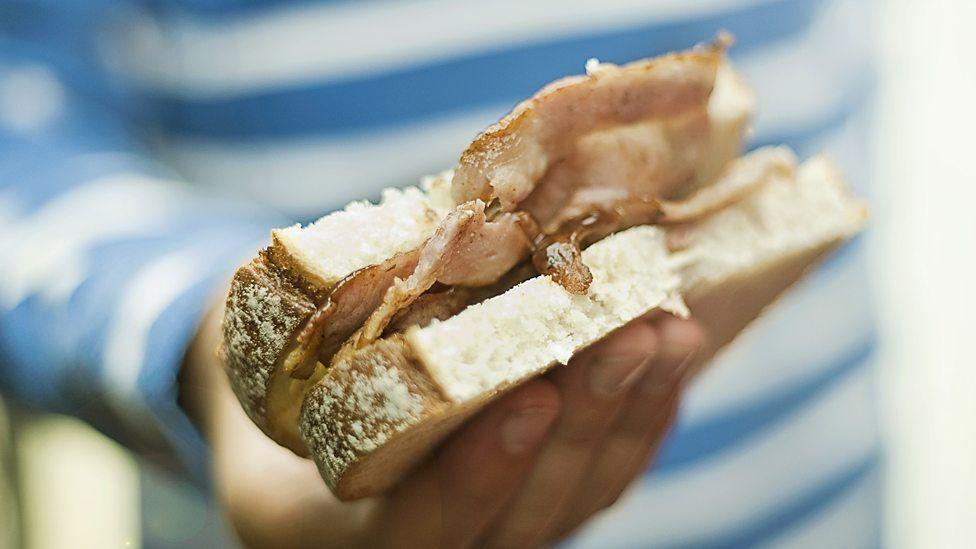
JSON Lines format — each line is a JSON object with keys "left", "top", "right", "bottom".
{"left": 119, "top": 0, "right": 762, "bottom": 97}
{"left": 801, "top": 97, "right": 872, "bottom": 192}
{"left": 162, "top": 0, "right": 870, "bottom": 217}
{"left": 566, "top": 364, "right": 878, "bottom": 547}
{"left": 0, "top": 164, "right": 188, "bottom": 308}
{"left": 161, "top": 106, "right": 502, "bottom": 213}
{"left": 0, "top": 189, "right": 22, "bottom": 230}
{"left": 101, "top": 245, "right": 212, "bottom": 394}
{"left": 742, "top": 0, "right": 871, "bottom": 133}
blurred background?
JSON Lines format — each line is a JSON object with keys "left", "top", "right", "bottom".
{"left": 1, "top": 0, "right": 973, "bottom": 547}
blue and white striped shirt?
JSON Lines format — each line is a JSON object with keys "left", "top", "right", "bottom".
{"left": 0, "top": 0, "right": 879, "bottom": 546}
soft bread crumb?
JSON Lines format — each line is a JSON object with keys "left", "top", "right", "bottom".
{"left": 273, "top": 186, "right": 444, "bottom": 288}
{"left": 585, "top": 58, "right": 615, "bottom": 75}
{"left": 408, "top": 226, "right": 685, "bottom": 402}
{"left": 420, "top": 170, "right": 456, "bottom": 215}
{"left": 673, "top": 154, "right": 865, "bottom": 290}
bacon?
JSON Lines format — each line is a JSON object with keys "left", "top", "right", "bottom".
{"left": 288, "top": 202, "right": 536, "bottom": 376}
{"left": 437, "top": 210, "right": 534, "bottom": 286}
{"left": 519, "top": 108, "right": 713, "bottom": 232}
{"left": 337, "top": 201, "right": 534, "bottom": 357}
{"left": 658, "top": 146, "right": 797, "bottom": 224}
{"left": 528, "top": 200, "right": 661, "bottom": 294}
{"left": 383, "top": 288, "right": 471, "bottom": 335}
{"left": 352, "top": 203, "right": 482, "bottom": 351}
{"left": 452, "top": 40, "right": 727, "bottom": 211}
{"left": 532, "top": 238, "right": 592, "bottom": 294}
{"left": 285, "top": 249, "right": 421, "bottom": 379}
{"left": 290, "top": 148, "right": 787, "bottom": 378}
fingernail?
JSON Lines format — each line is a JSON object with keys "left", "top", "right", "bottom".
{"left": 501, "top": 407, "right": 558, "bottom": 455}
{"left": 590, "top": 354, "right": 653, "bottom": 397}
{"left": 640, "top": 344, "right": 698, "bottom": 396}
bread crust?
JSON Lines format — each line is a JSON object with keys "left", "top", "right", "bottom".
{"left": 219, "top": 249, "right": 320, "bottom": 441}
{"left": 299, "top": 338, "right": 452, "bottom": 498}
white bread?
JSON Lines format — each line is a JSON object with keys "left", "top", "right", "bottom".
{"left": 221, "top": 181, "right": 452, "bottom": 452}
{"left": 219, "top": 42, "right": 866, "bottom": 499}
{"left": 297, "top": 152, "right": 866, "bottom": 499}
{"left": 221, "top": 61, "right": 754, "bottom": 453}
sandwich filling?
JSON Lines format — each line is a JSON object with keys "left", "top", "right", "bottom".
{"left": 264, "top": 38, "right": 767, "bottom": 449}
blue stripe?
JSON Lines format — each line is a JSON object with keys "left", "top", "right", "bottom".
{"left": 133, "top": 243, "right": 258, "bottom": 485}
{"left": 0, "top": 224, "right": 265, "bottom": 410}
{"left": 819, "top": 232, "right": 866, "bottom": 274}
{"left": 660, "top": 454, "right": 880, "bottom": 549}
{"left": 651, "top": 330, "right": 875, "bottom": 475}
{"left": 0, "top": 148, "right": 174, "bottom": 210}
{"left": 0, "top": 4, "right": 151, "bottom": 115}
{"left": 154, "top": 0, "right": 823, "bottom": 138}
{"left": 140, "top": 0, "right": 355, "bottom": 19}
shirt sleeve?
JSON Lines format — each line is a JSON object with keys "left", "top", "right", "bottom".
{"left": 0, "top": 2, "right": 287, "bottom": 484}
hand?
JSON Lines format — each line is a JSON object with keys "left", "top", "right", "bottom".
{"left": 182, "top": 306, "right": 706, "bottom": 549}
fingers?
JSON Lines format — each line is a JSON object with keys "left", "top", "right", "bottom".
{"left": 480, "top": 321, "right": 660, "bottom": 549}
{"left": 370, "top": 379, "right": 561, "bottom": 549}
{"left": 552, "top": 392, "right": 680, "bottom": 541}
{"left": 552, "top": 317, "right": 705, "bottom": 539}
{"left": 367, "top": 317, "right": 705, "bottom": 549}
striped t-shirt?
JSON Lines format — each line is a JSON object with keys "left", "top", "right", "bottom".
{"left": 0, "top": 0, "right": 879, "bottom": 546}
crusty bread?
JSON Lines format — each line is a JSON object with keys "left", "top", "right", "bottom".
{"left": 270, "top": 184, "right": 453, "bottom": 291}
{"left": 298, "top": 153, "right": 866, "bottom": 500}
{"left": 220, "top": 249, "right": 317, "bottom": 451}
{"left": 220, "top": 61, "right": 754, "bottom": 453}
{"left": 218, "top": 43, "right": 866, "bottom": 500}
{"left": 221, "top": 180, "right": 453, "bottom": 453}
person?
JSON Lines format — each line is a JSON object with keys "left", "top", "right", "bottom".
{"left": 0, "top": 0, "right": 879, "bottom": 547}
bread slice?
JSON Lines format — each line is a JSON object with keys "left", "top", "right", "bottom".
{"left": 298, "top": 153, "right": 866, "bottom": 499}
{"left": 220, "top": 182, "right": 452, "bottom": 452}
{"left": 221, "top": 62, "right": 754, "bottom": 453}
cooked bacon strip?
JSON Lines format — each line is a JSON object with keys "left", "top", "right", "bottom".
{"left": 285, "top": 249, "right": 420, "bottom": 379}
{"left": 289, "top": 202, "right": 536, "bottom": 377}
{"left": 338, "top": 201, "right": 534, "bottom": 357}
{"left": 354, "top": 203, "right": 482, "bottom": 350}
{"left": 437, "top": 210, "right": 533, "bottom": 286}
{"left": 522, "top": 109, "right": 707, "bottom": 226}
{"left": 657, "top": 146, "right": 797, "bottom": 224}
{"left": 386, "top": 259, "right": 542, "bottom": 337}
{"left": 383, "top": 288, "right": 471, "bottom": 335}
{"left": 452, "top": 40, "right": 727, "bottom": 210}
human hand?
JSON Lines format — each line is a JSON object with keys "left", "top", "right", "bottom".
{"left": 182, "top": 306, "right": 705, "bottom": 549}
